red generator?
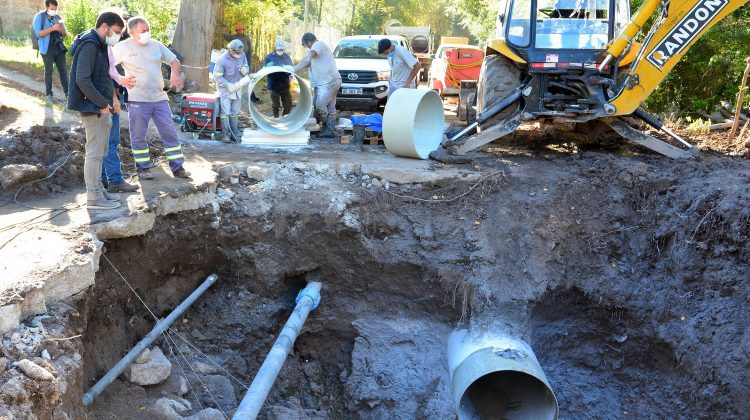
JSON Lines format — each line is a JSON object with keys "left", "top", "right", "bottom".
{"left": 180, "top": 93, "right": 223, "bottom": 138}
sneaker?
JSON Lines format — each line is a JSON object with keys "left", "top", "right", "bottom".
{"left": 87, "top": 198, "right": 121, "bottom": 210}
{"left": 173, "top": 167, "right": 191, "bottom": 178}
{"left": 138, "top": 169, "right": 155, "bottom": 180}
{"left": 107, "top": 182, "right": 140, "bottom": 193}
{"left": 102, "top": 190, "right": 121, "bottom": 201}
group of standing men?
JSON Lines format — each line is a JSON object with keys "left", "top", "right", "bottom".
{"left": 34, "top": 2, "right": 190, "bottom": 211}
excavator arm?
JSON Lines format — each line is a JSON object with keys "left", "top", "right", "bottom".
{"left": 608, "top": 0, "right": 749, "bottom": 116}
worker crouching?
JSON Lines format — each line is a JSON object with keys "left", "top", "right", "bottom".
{"left": 214, "top": 39, "right": 249, "bottom": 143}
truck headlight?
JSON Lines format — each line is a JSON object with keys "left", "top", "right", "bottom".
{"left": 377, "top": 71, "right": 391, "bottom": 81}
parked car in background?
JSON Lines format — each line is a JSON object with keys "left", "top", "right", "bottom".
{"left": 333, "top": 35, "right": 409, "bottom": 111}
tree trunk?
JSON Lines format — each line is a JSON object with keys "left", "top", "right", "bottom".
{"left": 173, "top": 0, "right": 220, "bottom": 91}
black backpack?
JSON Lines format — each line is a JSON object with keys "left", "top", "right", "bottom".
{"left": 31, "top": 13, "right": 41, "bottom": 50}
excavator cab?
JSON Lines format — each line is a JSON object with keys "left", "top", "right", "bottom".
{"left": 443, "top": 0, "right": 731, "bottom": 159}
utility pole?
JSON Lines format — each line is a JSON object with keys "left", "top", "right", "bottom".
{"left": 304, "top": 0, "right": 310, "bottom": 32}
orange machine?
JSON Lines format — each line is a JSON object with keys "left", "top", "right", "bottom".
{"left": 430, "top": 46, "right": 484, "bottom": 95}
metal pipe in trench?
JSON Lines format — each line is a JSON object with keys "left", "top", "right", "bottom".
{"left": 232, "top": 282, "right": 322, "bottom": 420}
{"left": 82, "top": 274, "right": 219, "bottom": 406}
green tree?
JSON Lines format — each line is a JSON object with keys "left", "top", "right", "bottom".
{"left": 62, "top": 0, "right": 106, "bottom": 46}
{"left": 126, "top": 0, "right": 180, "bottom": 44}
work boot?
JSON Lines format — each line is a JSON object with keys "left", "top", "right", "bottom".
{"left": 317, "top": 110, "right": 334, "bottom": 138}
{"left": 138, "top": 169, "right": 155, "bottom": 180}
{"left": 87, "top": 197, "right": 121, "bottom": 210}
{"left": 229, "top": 116, "right": 242, "bottom": 143}
{"left": 220, "top": 116, "right": 232, "bottom": 143}
{"left": 173, "top": 167, "right": 192, "bottom": 178}
{"left": 107, "top": 181, "right": 140, "bottom": 193}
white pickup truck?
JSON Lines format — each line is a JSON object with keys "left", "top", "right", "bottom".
{"left": 333, "top": 35, "right": 409, "bottom": 111}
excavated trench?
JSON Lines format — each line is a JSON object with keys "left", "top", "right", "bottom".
{"left": 3, "top": 153, "right": 749, "bottom": 419}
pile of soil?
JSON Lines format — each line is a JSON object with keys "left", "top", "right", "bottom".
{"left": 0, "top": 125, "right": 85, "bottom": 196}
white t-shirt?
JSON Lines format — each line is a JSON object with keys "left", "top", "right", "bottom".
{"left": 113, "top": 38, "right": 177, "bottom": 102}
{"left": 310, "top": 40, "right": 341, "bottom": 86}
{"left": 388, "top": 44, "right": 419, "bottom": 88}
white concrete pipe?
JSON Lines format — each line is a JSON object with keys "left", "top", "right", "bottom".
{"left": 247, "top": 66, "right": 313, "bottom": 135}
{"left": 382, "top": 88, "right": 445, "bottom": 159}
{"left": 447, "top": 329, "right": 558, "bottom": 420}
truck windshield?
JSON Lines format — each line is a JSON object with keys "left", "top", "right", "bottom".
{"left": 535, "top": 0, "right": 609, "bottom": 49}
{"left": 334, "top": 40, "right": 384, "bottom": 59}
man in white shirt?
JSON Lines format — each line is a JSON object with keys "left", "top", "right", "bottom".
{"left": 378, "top": 38, "right": 421, "bottom": 97}
{"left": 113, "top": 16, "right": 190, "bottom": 180}
{"left": 294, "top": 32, "right": 342, "bottom": 138}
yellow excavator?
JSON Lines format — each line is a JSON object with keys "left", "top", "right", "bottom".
{"left": 446, "top": 0, "right": 749, "bottom": 158}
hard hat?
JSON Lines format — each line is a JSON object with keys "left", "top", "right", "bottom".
{"left": 228, "top": 39, "right": 244, "bottom": 51}
{"left": 274, "top": 40, "right": 285, "bottom": 50}
{"left": 234, "top": 23, "right": 245, "bottom": 31}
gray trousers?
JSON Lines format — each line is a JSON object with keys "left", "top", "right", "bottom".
{"left": 82, "top": 113, "right": 113, "bottom": 200}
{"left": 315, "top": 80, "right": 341, "bottom": 115}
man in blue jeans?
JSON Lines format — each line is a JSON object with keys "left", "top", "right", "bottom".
{"left": 101, "top": 39, "right": 139, "bottom": 193}
{"left": 33, "top": 0, "right": 69, "bottom": 103}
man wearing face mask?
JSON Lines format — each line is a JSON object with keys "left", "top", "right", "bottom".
{"left": 113, "top": 16, "right": 191, "bottom": 181}
{"left": 67, "top": 11, "right": 126, "bottom": 210}
{"left": 213, "top": 39, "right": 249, "bottom": 143}
{"left": 377, "top": 38, "right": 421, "bottom": 97}
{"left": 33, "top": 0, "right": 69, "bottom": 103}
{"left": 263, "top": 40, "right": 293, "bottom": 118}
{"left": 293, "top": 33, "right": 341, "bottom": 138}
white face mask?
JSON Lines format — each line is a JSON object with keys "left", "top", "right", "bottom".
{"left": 106, "top": 31, "right": 121, "bottom": 46}
{"left": 47, "top": 9, "right": 57, "bottom": 17}
{"left": 275, "top": 50, "right": 284, "bottom": 56}
{"left": 137, "top": 32, "right": 151, "bottom": 45}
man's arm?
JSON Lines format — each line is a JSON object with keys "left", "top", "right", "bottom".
{"left": 35, "top": 15, "right": 57, "bottom": 37}
{"left": 213, "top": 58, "right": 229, "bottom": 87}
{"left": 59, "top": 20, "right": 67, "bottom": 37}
{"left": 169, "top": 59, "right": 184, "bottom": 90}
{"left": 293, "top": 50, "right": 317, "bottom": 73}
{"left": 405, "top": 61, "right": 422, "bottom": 88}
{"left": 76, "top": 43, "right": 112, "bottom": 110}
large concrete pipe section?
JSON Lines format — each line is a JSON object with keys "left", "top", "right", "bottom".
{"left": 233, "top": 282, "right": 322, "bottom": 419}
{"left": 447, "top": 329, "right": 558, "bottom": 419}
{"left": 382, "top": 88, "right": 444, "bottom": 159}
{"left": 247, "top": 66, "right": 313, "bottom": 135}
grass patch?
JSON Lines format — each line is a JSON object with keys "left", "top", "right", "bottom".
{"left": 0, "top": 38, "right": 64, "bottom": 80}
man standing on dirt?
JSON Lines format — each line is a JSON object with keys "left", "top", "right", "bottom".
{"left": 293, "top": 33, "right": 341, "bottom": 138}
{"left": 113, "top": 16, "right": 191, "bottom": 181}
{"left": 101, "top": 17, "right": 139, "bottom": 194}
{"left": 213, "top": 39, "right": 249, "bottom": 143}
{"left": 33, "top": 0, "right": 69, "bottom": 103}
{"left": 67, "top": 11, "right": 126, "bottom": 210}
{"left": 377, "top": 38, "right": 421, "bottom": 97}
{"left": 263, "top": 40, "right": 293, "bottom": 118}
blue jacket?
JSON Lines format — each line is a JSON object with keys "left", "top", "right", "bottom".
{"left": 263, "top": 52, "right": 293, "bottom": 92}
{"left": 32, "top": 11, "right": 63, "bottom": 55}
{"left": 67, "top": 30, "right": 113, "bottom": 114}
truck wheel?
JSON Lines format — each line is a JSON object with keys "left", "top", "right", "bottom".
{"left": 476, "top": 54, "right": 522, "bottom": 128}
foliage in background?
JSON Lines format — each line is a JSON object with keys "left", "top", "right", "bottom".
{"left": 644, "top": 6, "right": 750, "bottom": 115}
{"left": 125, "top": 0, "right": 180, "bottom": 44}
{"left": 62, "top": 0, "right": 105, "bottom": 46}
{"left": 449, "top": 0, "right": 498, "bottom": 42}
{"left": 222, "top": 0, "right": 298, "bottom": 67}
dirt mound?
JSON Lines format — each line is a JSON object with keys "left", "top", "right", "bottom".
{"left": 0, "top": 126, "right": 85, "bottom": 196}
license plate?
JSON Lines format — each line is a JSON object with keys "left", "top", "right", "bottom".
{"left": 342, "top": 88, "right": 363, "bottom": 95}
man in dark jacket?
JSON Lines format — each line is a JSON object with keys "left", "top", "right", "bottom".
{"left": 67, "top": 11, "right": 125, "bottom": 210}
{"left": 263, "top": 40, "right": 293, "bottom": 118}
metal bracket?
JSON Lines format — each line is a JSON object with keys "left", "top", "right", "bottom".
{"left": 456, "top": 110, "right": 525, "bottom": 154}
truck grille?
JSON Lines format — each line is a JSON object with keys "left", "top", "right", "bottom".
{"left": 339, "top": 70, "right": 378, "bottom": 84}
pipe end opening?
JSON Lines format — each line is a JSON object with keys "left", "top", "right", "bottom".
{"left": 458, "top": 371, "right": 558, "bottom": 420}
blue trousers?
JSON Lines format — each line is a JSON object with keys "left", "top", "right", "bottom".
{"left": 101, "top": 112, "right": 125, "bottom": 185}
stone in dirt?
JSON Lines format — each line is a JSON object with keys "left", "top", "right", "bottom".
{"left": 150, "top": 398, "right": 190, "bottom": 419}
{"left": 196, "top": 375, "right": 236, "bottom": 412}
{"left": 17, "top": 359, "right": 55, "bottom": 381}
{"left": 134, "top": 348, "right": 151, "bottom": 364}
{"left": 246, "top": 165, "right": 272, "bottom": 180}
{"left": 0, "top": 357, "right": 8, "bottom": 372}
{"left": 194, "top": 361, "right": 218, "bottom": 374}
{"left": 0, "top": 164, "right": 46, "bottom": 191}
{"left": 123, "top": 347, "right": 172, "bottom": 385}
{"left": 184, "top": 407, "right": 225, "bottom": 420}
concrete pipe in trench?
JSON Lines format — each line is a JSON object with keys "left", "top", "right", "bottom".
{"left": 382, "top": 88, "right": 444, "bottom": 159}
{"left": 247, "top": 66, "right": 313, "bottom": 135}
{"left": 447, "top": 329, "right": 559, "bottom": 420}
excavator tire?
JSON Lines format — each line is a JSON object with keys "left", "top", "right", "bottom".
{"left": 477, "top": 53, "right": 523, "bottom": 128}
